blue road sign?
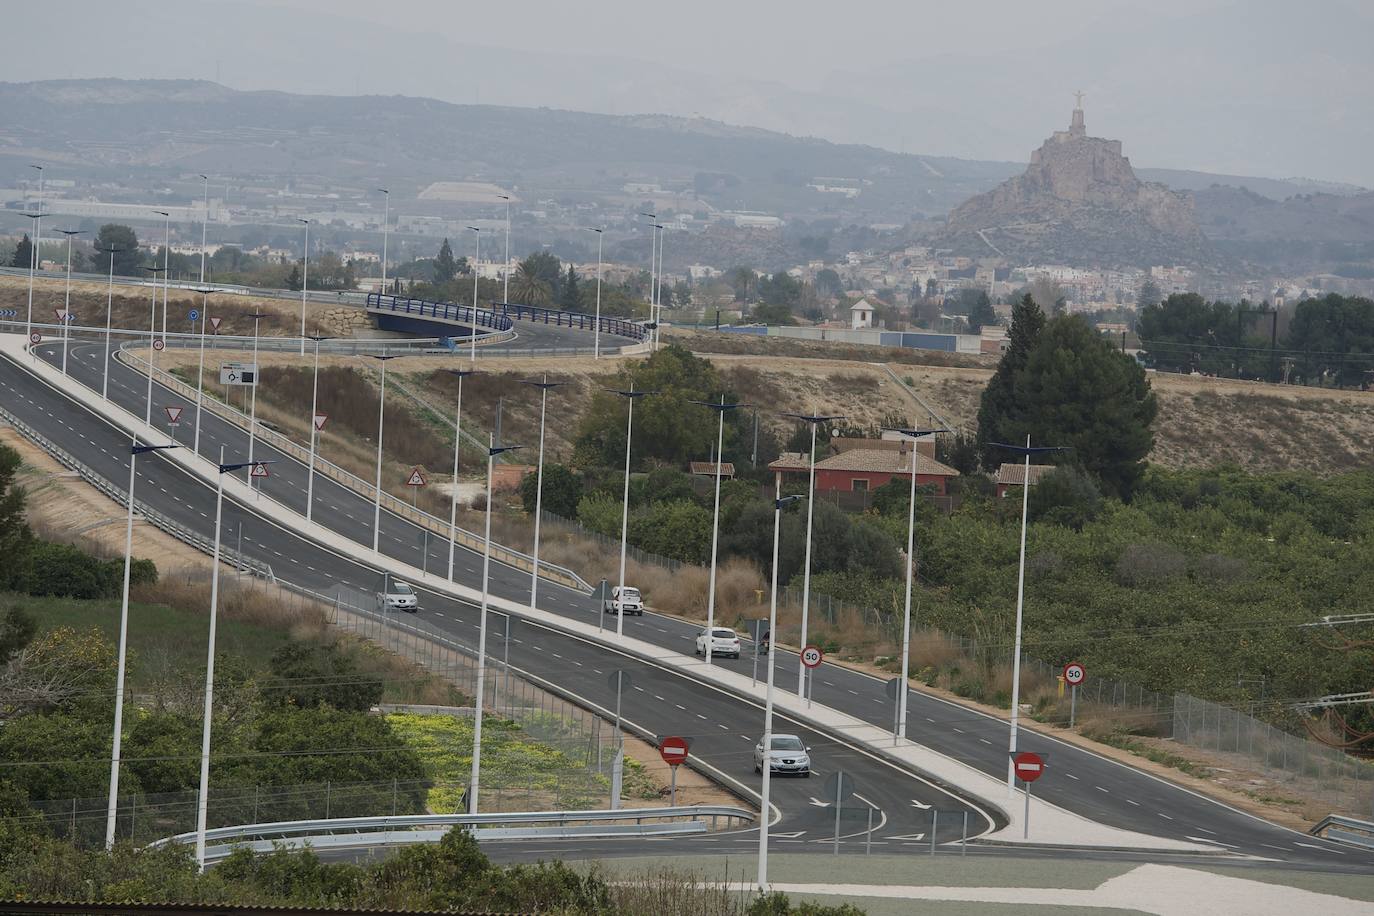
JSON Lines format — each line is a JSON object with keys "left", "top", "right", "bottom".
{"left": 188, "top": 309, "right": 200, "bottom": 322}
{"left": 0, "top": 310, "right": 16, "bottom": 319}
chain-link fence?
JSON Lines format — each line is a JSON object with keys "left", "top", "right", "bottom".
{"left": 1172, "top": 693, "right": 1374, "bottom": 817}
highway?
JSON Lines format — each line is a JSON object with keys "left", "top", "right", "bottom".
{"left": 2, "top": 331, "right": 1370, "bottom": 869}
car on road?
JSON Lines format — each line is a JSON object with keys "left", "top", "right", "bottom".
{"left": 608, "top": 585, "right": 643, "bottom": 615}
{"left": 754, "top": 734, "right": 811, "bottom": 776}
{"left": 378, "top": 580, "right": 418, "bottom": 612}
{"left": 695, "top": 627, "right": 741, "bottom": 658}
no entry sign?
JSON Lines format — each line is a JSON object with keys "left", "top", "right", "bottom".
{"left": 1062, "top": 662, "right": 1085, "bottom": 686}
{"left": 659, "top": 736, "right": 689, "bottom": 766}
{"left": 1013, "top": 751, "right": 1045, "bottom": 783}
{"left": 801, "top": 645, "right": 824, "bottom": 669}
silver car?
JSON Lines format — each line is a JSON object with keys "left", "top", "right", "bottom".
{"left": 753, "top": 734, "right": 811, "bottom": 777}
{"left": 378, "top": 580, "right": 418, "bottom": 612}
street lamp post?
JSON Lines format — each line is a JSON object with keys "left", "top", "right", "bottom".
{"left": 198, "top": 174, "right": 210, "bottom": 286}
{"left": 99, "top": 244, "right": 123, "bottom": 400}
{"left": 57, "top": 228, "right": 82, "bottom": 376}
{"left": 195, "top": 450, "right": 273, "bottom": 870}
{"left": 758, "top": 484, "right": 806, "bottom": 892}
{"left": 690, "top": 396, "right": 746, "bottom": 664}
{"left": 141, "top": 267, "right": 167, "bottom": 426}
{"left": 106, "top": 439, "right": 178, "bottom": 848}
{"left": 991, "top": 436, "right": 1066, "bottom": 792}
{"left": 24, "top": 164, "right": 43, "bottom": 339}
{"left": 469, "top": 436, "right": 523, "bottom": 813}
{"left": 522, "top": 376, "right": 563, "bottom": 613}
{"left": 882, "top": 426, "right": 949, "bottom": 741}
{"left": 297, "top": 218, "right": 311, "bottom": 354}
{"left": 782, "top": 412, "right": 844, "bottom": 701}
{"left": 639, "top": 212, "right": 656, "bottom": 343}
{"left": 583, "top": 227, "right": 603, "bottom": 358}
{"left": 304, "top": 335, "right": 329, "bottom": 522}
{"left": 377, "top": 188, "right": 390, "bottom": 293}
{"left": 466, "top": 226, "right": 480, "bottom": 362}
{"left": 498, "top": 194, "right": 511, "bottom": 304}
{"left": 653, "top": 223, "right": 667, "bottom": 351}
{"left": 154, "top": 211, "right": 171, "bottom": 340}
{"left": 192, "top": 288, "right": 212, "bottom": 457}
{"left": 245, "top": 312, "right": 270, "bottom": 482}
{"left": 445, "top": 369, "right": 475, "bottom": 581}
{"left": 369, "top": 352, "right": 401, "bottom": 552}
{"left": 607, "top": 383, "right": 650, "bottom": 640}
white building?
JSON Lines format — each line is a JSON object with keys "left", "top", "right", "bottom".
{"left": 850, "top": 299, "right": 876, "bottom": 329}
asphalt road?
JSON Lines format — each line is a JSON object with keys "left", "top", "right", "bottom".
{"left": 2, "top": 333, "right": 1369, "bottom": 870}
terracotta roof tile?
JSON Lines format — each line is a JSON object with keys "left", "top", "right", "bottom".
{"left": 995, "top": 463, "right": 1057, "bottom": 486}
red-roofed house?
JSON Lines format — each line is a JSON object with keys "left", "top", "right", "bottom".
{"left": 994, "top": 462, "right": 1057, "bottom": 498}
{"left": 769, "top": 439, "right": 959, "bottom": 496}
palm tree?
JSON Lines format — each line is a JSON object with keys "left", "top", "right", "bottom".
{"left": 510, "top": 263, "right": 552, "bottom": 306}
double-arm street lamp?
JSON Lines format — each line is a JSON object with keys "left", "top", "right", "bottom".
{"left": 24, "top": 163, "right": 43, "bottom": 339}
{"left": 469, "top": 436, "right": 523, "bottom": 813}
{"left": 523, "top": 376, "right": 563, "bottom": 614}
{"left": 466, "top": 226, "right": 480, "bottom": 363}
{"left": 990, "top": 436, "right": 1067, "bottom": 792}
{"left": 582, "top": 227, "right": 604, "bottom": 358}
{"left": 690, "top": 395, "right": 747, "bottom": 664}
{"left": 498, "top": 194, "right": 511, "bottom": 304}
{"left": 782, "top": 411, "right": 845, "bottom": 701}
{"left": 757, "top": 485, "right": 807, "bottom": 892}
{"left": 445, "top": 368, "right": 475, "bottom": 581}
{"left": 57, "top": 228, "right": 82, "bottom": 375}
{"left": 607, "top": 383, "right": 651, "bottom": 639}
{"left": 141, "top": 266, "right": 167, "bottom": 426}
{"left": 297, "top": 218, "right": 311, "bottom": 354}
{"left": 369, "top": 352, "right": 403, "bottom": 552}
{"left": 98, "top": 244, "right": 123, "bottom": 400}
{"left": 882, "top": 426, "right": 949, "bottom": 741}
{"left": 377, "top": 188, "right": 390, "bottom": 292}
{"left": 105, "top": 439, "right": 179, "bottom": 848}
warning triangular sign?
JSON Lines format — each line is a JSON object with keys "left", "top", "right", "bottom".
{"left": 250, "top": 463, "right": 270, "bottom": 478}
{"left": 209, "top": 316, "right": 222, "bottom": 332}
{"left": 164, "top": 406, "right": 183, "bottom": 423}
{"left": 313, "top": 414, "right": 328, "bottom": 431}
{"left": 54, "top": 308, "right": 68, "bottom": 321}
{"left": 405, "top": 467, "right": 427, "bottom": 487}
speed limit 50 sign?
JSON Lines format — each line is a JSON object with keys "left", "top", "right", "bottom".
{"left": 801, "top": 645, "right": 824, "bottom": 669}
{"left": 1062, "top": 662, "right": 1086, "bottom": 686}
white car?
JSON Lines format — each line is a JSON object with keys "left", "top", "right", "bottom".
{"left": 608, "top": 585, "right": 644, "bottom": 616}
{"left": 754, "top": 734, "right": 811, "bottom": 777}
{"left": 695, "top": 627, "right": 741, "bottom": 658}
{"left": 378, "top": 580, "right": 418, "bottom": 612}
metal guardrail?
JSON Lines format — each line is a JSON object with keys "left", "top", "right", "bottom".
{"left": 0, "top": 403, "right": 273, "bottom": 582}
{"left": 0, "top": 264, "right": 367, "bottom": 306}
{"left": 1310, "top": 814, "right": 1374, "bottom": 850}
{"left": 366, "top": 292, "right": 513, "bottom": 332}
{"left": 113, "top": 342, "right": 590, "bottom": 593}
{"left": 499, "top": 302, "right": 647, "bottom": 341}
{"left": 151, "top": 804, "right": 754, "bottom": 860}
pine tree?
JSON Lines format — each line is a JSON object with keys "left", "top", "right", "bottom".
{"left": 10, "top": 234, "right": 33, "bottom": 269}
{"left": 975, "top": 294, "right": 1045, "bottom": 469}
{"left": 434, "top": 238, "right": 458, "bottom": 284}
{"left": 560, "top": 265, "right": 582, "bottom": 311}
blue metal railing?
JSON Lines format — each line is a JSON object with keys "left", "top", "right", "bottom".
{"left": 366, "top": 293, "right": 514, "bottom": 332}
{"left": 499, "top": 303, "right": 647, "bottom": 341}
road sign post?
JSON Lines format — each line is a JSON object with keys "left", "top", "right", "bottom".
{"left": 1063, "top": 662, "right": 1085, "bottom": 729}
{"left": 750, "top": 618, "right": 767, "bottom": 687}
{"left": 885, "top": 677, "right": 905, "bottom": 745}
{"left": 823, "top": 770, "right": 855, "bottom": 855}
{"left": 607, "top": 670, "right": 631, "bottom": 809}
{"left": 220, "top": 363, "right": 257, "bottom": 386}
{"left": 405, "top": 467, "right": 427, "bottom": 507}
{"left": 659, "top": 736, "right": 690, "bottom": 806}
{"left": 164, "top": 406, "right": 183, "bottom": 443}
{"left": 1012, "top": 751, "right": 1045, "bottom": 839}
{"left": 801, "top": 645, "right": 823, "bottom": 708}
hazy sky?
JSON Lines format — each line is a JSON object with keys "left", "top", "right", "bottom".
{"left": 6, "top": 0, "right": 1373, "bottom": 185}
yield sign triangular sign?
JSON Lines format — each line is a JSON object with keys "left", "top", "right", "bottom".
{"left": 405, "top": 467, "right": 427, "bottom": 487}
{"left": 313, "top": 414, "right": 328, "bottom": 431}
{"left": 164, "top": 406, "right": 183, "bottom": 423}
{"left": 54, "top": 308, "right": 67, "bottom": 320}
{"left": 250, "top": 462, "right": 270, "bottom": 478}
{"left": 209, "top": 316, "right": 222, "bottom": 332}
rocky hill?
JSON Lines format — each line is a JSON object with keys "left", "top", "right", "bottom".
{"left": 932, "top": 104, "right": 1210, "bottom": 268}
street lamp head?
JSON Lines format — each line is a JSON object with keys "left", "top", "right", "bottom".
{"left": 497, "top": 194, "right": 510, "bottom": 201}
{"left": 22, "top": 213, "right": 41, "bottom": 220}
{"left": 489, "top": 444, "right": 524, "bottom": 457}
{"left": 199, "top": 174, "right": 208, "bottom": 180}
{"left": 466, "top": 226, "right": 480, "bottom": 233}
{"left": 583, "top": 226, "right": 603, "bottom": 233}
{"left": 98, "top": 245, "right": 124, "bottom": 253}
{"left": 881, "top": 426, "right": 951, "bottom": 438}
{"left": 782, "top": 412, "right": 846, "bottom": 424}
{"left": 220, "top": 458, "right": 276, "bottom": 474}
{"left": 297, "top": 218, "right": 310, "bottom": 224}
{"left": 448, "top": 368, "right": 476, "bottom": 379}
{"left": 29, "top": 164, "right": 42, "bottom": 172}
{"left": 368, "top": 353, "right": 402, "bottom": 361}
{"left": 521, "top": 378, "right": 564, "bottom": 390}
{"left": 989, "top": 441, "right": 1070, "bottom": 455}
{"left": 143, "top": 266, "right": 167, "bottom": 274}
{"left": 132, "top": 442, "right": 179, "bottom": 456}
{"left": 689, "top": 399, "right": 747, "bottom": 412}
{"left": 639, "top": 212, "right": 656, "bottom": 218}
{"left": 605, "top": 387, "right": 652, "bottom": 398}
{"left": 58, "top": 229, "right": 82, "bottom": 237}
{"left": 245, "top": 311, "right": 270, "bottom": 319}
{"left": 377, "top": 188, "right": 389, "bottom": 194}
{"left": 306, "top": 334, "right": 331, "bottom": 341}
{"left": 153, "top": 210, "right": 170, "bottom": 217}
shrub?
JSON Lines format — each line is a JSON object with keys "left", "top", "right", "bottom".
{"left": 1115, "top": 543, "right": 1187, "bottom": 588}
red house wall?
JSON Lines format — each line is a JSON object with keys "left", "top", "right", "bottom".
{"left": 813, "top": 469, "right": 949, "bottom": 495}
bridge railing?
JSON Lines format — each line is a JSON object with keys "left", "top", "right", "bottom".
{"left": 366, "top": 293, "right": 514, "bottom": 332}
{"left": 499, "top": 302, "right": 647, "bottom": 341}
